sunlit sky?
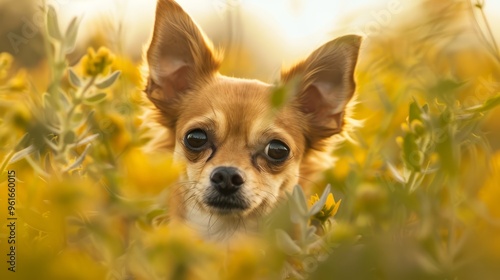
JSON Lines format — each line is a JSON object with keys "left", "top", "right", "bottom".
{"left": 47, "top": 0, "right": 500, "bottom": 80}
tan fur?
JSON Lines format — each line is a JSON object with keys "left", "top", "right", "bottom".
{"left": 142, "top": 0, "right": 361, "bottom": 241}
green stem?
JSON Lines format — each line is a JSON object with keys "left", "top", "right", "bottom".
{"left": 478, "top": 1, "right": 500, "bottom": 56}
{"left": 57, "top": 76, "right": 96, "bottom": 160}
{"left": 406, "top": 171, "right": 418, "bottom": 193}
{"left": 469, "top": 0, "right": 500, "bottom": 63}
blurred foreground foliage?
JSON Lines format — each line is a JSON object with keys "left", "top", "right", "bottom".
{"left": 1, "top": 1, "right": 500, "bottom": 279}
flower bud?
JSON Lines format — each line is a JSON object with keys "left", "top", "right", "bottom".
{"left": 410, "top": 120, "right": 425, "bottom": 136}
{"left": 81, "top": 47, "right": 115, "bottom": 77}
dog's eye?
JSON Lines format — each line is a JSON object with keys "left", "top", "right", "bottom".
{"left": 184, "top": 129, "right": 208, "bottom": 150}
{"left": 265, "top": 140, "right": 290, "bottom": 162}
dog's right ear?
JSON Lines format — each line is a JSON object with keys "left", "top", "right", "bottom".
{"left": 145, "top": 0, "right": 221, "bottom": 115}
{"left": 281, "top": 35, "right": 361, "bottom": 144}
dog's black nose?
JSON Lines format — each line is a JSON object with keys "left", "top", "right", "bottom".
{"left": 210, "top": 167, "right": 245, "bottom": 195}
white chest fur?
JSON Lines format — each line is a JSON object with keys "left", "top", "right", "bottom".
{"left": 184, "top": 203, "right": 258, "bottom": 242}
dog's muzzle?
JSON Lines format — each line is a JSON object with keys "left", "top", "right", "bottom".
{"left": 204, "top": 166, "right": 249, "bottom": 212}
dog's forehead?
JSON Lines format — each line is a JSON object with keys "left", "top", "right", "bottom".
{"left": 180, "top": 77, "right": 273, "bottom": 130}
{"left": 203, "top": 76, "right": 272, "bottom": 110}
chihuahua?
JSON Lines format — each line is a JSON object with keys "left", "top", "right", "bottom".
{"left": 143, "top": 0, "right": 361, "bottom": 241}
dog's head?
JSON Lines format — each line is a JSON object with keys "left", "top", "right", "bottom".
{"left": 144, "top": 0, "right": 361, "bottom": 230}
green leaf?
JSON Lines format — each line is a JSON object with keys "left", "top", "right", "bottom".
{"left": 58, "top": 89, "right": 71, "bottom": 109}
{"left": 63, "top": 17, "right": 80, "bottom": 53}
{"left": 62, "top": 144, "right": 92, "bottom": 173}
{"left": 146, "top": 209, "right": 166, "bottom": 224}
{"left": 0, "top": 133, "right": 30, "bottom": 174}
{"left": 429, "top": 78, "right": 465, "bottom": 97}
{"left": 68, "top": 68, "right": 81, "bottom": 87}
{"left": 73, "top": 110, "right": 95, "bottom": 131}
{"left": 387, "top": 162, "right": 405, "bottom": 183}
{"left": 440, "top": 109, "right": 453, "bottom": 124}
{"left": 276, "top": 229, "right": 302, "bottom": 256}
{"left": 84, "top": 93, "right": 107, "bottom": 104}
{"left": 95, "top": 71, "right": 121, "bottom": 89}
{"left": 403, "top": 133, "right": 421, "bottom": 172}
{"left": 25, "top": 155, "right": 50, "bottom": 177}
{"left": 9, "top": 145, "right": 36, "bottom": 164}
{"left": 305, "top": 226, "right": 318, "bottom": 241}
{"left": 271, "top": 85, "right": 288, "bottom": 108}
{"left": 47, "top": 6, "right": 62, "bottom": 40}
{"left": 43, "top": 136, "right": 59, "bottom": 151}
{"left": 43, "top": 153, "right": 55, "bottom": 176}
{"left": 435, "top": 124, "right": 457, "bottom": 175}
{"left": 289, "top": 185, "right": 308, "bottom": 223}
{"left": 42, "top": 91, "right": 61, "bottom": 110}
{"left": 270, "top": 79, "right": 298, "bottom": 109}
{"left": 466, "top": 93, "right": 500, "bottom": 113}
{"left": 305, "top": 226, "right": 318, "bottom": 243}
{"left": 422, "top": 104, "right": 429, "bottom": 114}
{"left": 69, "top": 133, "right": 99, "bottom": 148}
{"left": 408, "top": 100, "right": 422, "bottom": 123}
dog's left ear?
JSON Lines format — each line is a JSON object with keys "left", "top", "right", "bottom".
{"left": 282, "top": 35, "right": 361, "bottom": 140}
{"left": 145, "top": 0, "right": 221, "bottom": 124}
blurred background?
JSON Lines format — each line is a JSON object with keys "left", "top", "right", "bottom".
{"left": 1, "top": 0, "right": 498, "bottom": 77}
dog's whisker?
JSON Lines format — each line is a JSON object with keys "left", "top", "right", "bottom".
{"left": 293, "top": 173, "right": 322, "bottom": 189}
{"left": 207, "top": 213, "right": 214, "bottom": 234}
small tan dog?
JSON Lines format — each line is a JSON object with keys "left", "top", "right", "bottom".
{"left": 144, "top": 0, "right": 361, "bottom": 240}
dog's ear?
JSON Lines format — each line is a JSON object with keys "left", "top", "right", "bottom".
{"left": 145, "top": 0, "right": 221, "bottom": 114}
{"left": 282, "top": 35, "right": 361, "bottom": 141}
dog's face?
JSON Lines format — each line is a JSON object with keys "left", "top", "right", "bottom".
{"left": 145, "top": 0, "right": 361, "bottom": 235}
{"left": 172, "top": 77, "right": 306, "bottom": 218}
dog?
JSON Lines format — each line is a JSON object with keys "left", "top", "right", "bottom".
{"left": 143, "top": 0, "right": 361, "bottom": 241}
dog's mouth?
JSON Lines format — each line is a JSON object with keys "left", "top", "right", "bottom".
{"left": 203, "top": 192, "right": 250, "bottom": 214}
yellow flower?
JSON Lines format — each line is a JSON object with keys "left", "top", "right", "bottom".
{"left": 111, "top": 56, "right": 142, "bottom": 87}
{"left": 140, "top": 223, "right": 221, "bottom": 280}
{"left": 222, "top": 236, "right": 267, "bottom": 280}
{"left": 395, "top": 136, "right": 404, "bottom": 148}
{"left": 80, "top": 47, "right": 115, "bottom": 77}
{"left": 0, "top": 52, "right": 13, "bottom": 80}
{"left": 8, "top": 69, "right": 29, "bottom": 91}
{"left": 308, "top": 194, "right": 319, "bottom": 207}
{"left": 122, "top": 148, "right": 182, "bottom": 196}
{"left": 308, "top": 193, "right": 341, "bottom": 223}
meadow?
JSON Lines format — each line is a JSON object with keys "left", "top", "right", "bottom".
{"left": 1, "top": 1, "right": 500, "bottom": 279}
